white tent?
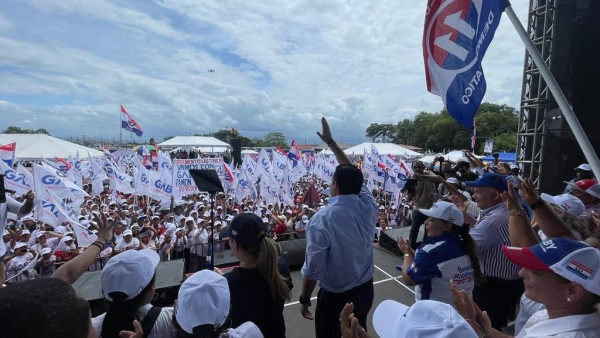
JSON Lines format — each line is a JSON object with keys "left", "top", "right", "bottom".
{"left": 0, "top": 134, "right": 103, "bottom": 161}
{"left": 158, "top": 136, "right": 230, "bottom": 153}
{"left": 241, "top": 149, "right": 258, "bottom": 155}
{"left": 342, "top": 143, "right": 422, "bottom": 156}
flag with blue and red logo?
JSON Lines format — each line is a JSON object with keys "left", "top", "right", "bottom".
{"left": 287, "top": 140, "right": 300, "bottom": 164}
{"left": 0, "top": 142, "right": 16, "bottom": 166}
{"left": 423, "top": 0, "right": 507, "bottom": 129}
{"left": 120, "top": 104, "right": 144, "bottom": 137}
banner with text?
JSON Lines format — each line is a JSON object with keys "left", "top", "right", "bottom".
{"left": 172, "top": 158, "right": 225, "bottom": 199}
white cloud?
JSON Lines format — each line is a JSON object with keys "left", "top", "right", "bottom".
{"left": 0, "top": 0, "right": 530, "bottom": 144}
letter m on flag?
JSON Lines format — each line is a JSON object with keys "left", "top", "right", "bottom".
{"left": 423, "top": 0, "right": 507, "bottom": 129}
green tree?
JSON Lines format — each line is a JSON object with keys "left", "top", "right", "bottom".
{"left": 263, "top": 132, "right": 287, "bottom": 148}
{"left": 3, "top": 126, "right": 50, "bottom": 134}
{"left": 365, "top": 123, "right": 396, "bottom": 142}
{"left": 395, "top": 119, "right": 415, "bottom": 145}
{"left": 491, "top": 132, "right": 517, "bottom": 152}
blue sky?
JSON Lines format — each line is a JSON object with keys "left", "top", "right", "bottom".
{"left": 0, "top": 0, "right": 529, "bottom": 145}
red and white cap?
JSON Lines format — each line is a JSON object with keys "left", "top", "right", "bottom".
{"left": 503, "top": 238, "right": 600, "bottom": 296}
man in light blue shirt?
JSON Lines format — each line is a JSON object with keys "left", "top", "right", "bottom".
{"left": 299, "top": 117, "right": 377, "bottom": 338}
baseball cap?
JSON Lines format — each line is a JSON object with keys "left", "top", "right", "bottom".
{"left": 262, "top": 217, "right": 269, "bottom": 223}
{"left": 301, "top": 215, "right": 309, "bottom": 224}
{"left": 40, "top": 247, "right": 52, "bottom": 255}
{"left": 101, "top": 249, "right": 160, "bottom": 301}
{"left": 572, "top": 179, "right": 600, "bottom": 199}
{"left": 36, "top": 231, "right": 47, "bottom": 238}
{"left": 373, "top": 300, "right": 478, "bottom": 338}
{"left": 502, "top": 238, "right": 600, "bottom": 295}
{"left": 123, "top": 229, "right": 133, "bottom": 237}
{"left": 464, "top": 172, "right": 508, "bottom": 191}
{"left": 176, "top": 270, "right": 230, "bottom": 334}
{"left": 575, "top": 164, "right": 592, "bottom": 171}
{"left": 446, "top": 177, "right": 459, "bottom": 184}
{"left": 510, "top": 164, "right": 519, "bottom": 170}
{"left": 540, "top": 193, "right": 585, "bottom": 217}
{"left": 419, "top": 201, "right": 464, "bottom": 226}
{"left": 14, "top": 242, "right": 28, "bottom": 249}
{"left": 63, "top": 235, "right": 74, "bottom": 242}
{"left": 220, "top": 213, "right": 266, "bottom": 250}
{"left": 20, "top": 230, "right": 31, "bottom": 236}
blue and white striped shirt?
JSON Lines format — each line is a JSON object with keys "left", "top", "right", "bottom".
{"left": 469, "top": 202, "right": 520, "bottom": 280}
{"left": 301, "top": 184, "right": 377, "bottom": 293}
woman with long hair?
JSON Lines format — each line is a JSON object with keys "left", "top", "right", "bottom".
{"left": 397, "top": 200, "right": 483, "bottom": 305}
{"left": 93, "top": 249, "right": 175, "bottom": 338}
{"left": 222, "top": 213, "right": 291, "bottom": 338}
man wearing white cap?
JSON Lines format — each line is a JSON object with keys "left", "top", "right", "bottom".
{"left": 1, "top": 189, "right": 34, "bottom": 276}
{"left": 114, "top": 229, "right": 140, "bottom": 253}
{"left": 3, "top": 241, "right": 34, "bottom": 282}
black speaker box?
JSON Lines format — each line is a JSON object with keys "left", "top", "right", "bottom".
{"left": 378, "top": 228, "right": 404, "bottom": 256}
{"left": 278, "top": 239, "right": 306, "bottom": 268}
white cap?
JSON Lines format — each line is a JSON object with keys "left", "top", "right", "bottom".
{"left": 301, "top": 215, "right": 309, "bottom": 223}
{"left": 63, "top": 235, "right": 74, "bottom": 242}
{"left": 36, "top": 231, "right": 47, "bottom": 238}
{"left": 540, "top": 193, "right": 585, "bottom": 217}
{"left": 185, "top": 216, "right": 195, "bottom": 223}
{"left": 40, "top": 247, "right": 52, "bottom": 255}
{"left": 575, "top": 163, "right": 592, "bottom": 171}
{"left": 262, "top": 218, "right": 269, "bottom": 223}
{"left": 14, "top": 242, "right": 28, "bottom": 249}
{"left": 446, "top": 177, "right": 459, "bottom": 184}
{"left": 419, "top": 201, "right": 464, "bottom": 226}
{"left": 214, "top": 221, "right": 222, "bottom": 226}
{"left": 20, "top": 230, "right": 30, "bottom": 236}
{"left": 510, "top": 164, "right": 519, "bottom": 170}
{"left": 176, "top": 270, "right": 230, "bottom": 334}
{"left": 233, "top": 208, "right": 239, "bottom": 213}
{"left": 373, "top": 300, "right": 477, "bottom": 338}
{"left": 203, "top": 211, "right": 211, "bottom": 218}
{"left": 101, "top": 249, "right": 159, "bottom": 301}
{"left": 123, "top": 230, "right": 133, "bottom": 236}
{"left": 378, "top": 206, "right": 385, "bottom": 210}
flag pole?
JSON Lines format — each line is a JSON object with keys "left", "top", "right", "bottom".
{"left": 505, "top": 3, "right": 600, "bottom": 180}
{"left": 119, "top": 104, "right": 122, "bottom": 149}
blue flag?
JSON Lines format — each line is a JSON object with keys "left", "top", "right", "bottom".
{"left": 423, "top": 0, "right": 508, "bottom": 129}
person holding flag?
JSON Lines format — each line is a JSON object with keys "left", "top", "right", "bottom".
{"left": 0, "top": 189, "right": 35, "bottom": 285}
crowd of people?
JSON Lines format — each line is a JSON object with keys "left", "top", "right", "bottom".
{"left": 1, "top": 117, "right": 600, "bottom": 338}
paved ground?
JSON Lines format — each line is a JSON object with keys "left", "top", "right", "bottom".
{"left": 282, "top": 242, "right": 416, "bottom": 338}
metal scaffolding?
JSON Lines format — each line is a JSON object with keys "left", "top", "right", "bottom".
{"left": 516, "top": 0, "right": 557, "bottom": 188}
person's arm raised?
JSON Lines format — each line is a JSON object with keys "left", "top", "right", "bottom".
{"left": 317, "top": 117, "right": 351, "bottom": 166}
{"left": 52, "top": 212, "right": 116, "bottom": 284}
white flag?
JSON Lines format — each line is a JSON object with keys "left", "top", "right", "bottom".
{"left": 47, "top": 190, "right": 97, "bottom": 247}
{"left": 0, "top": 160, "right": 30, "bottom": 196}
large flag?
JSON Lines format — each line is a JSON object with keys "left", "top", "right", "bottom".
{"left": 0, "top": 142, "right": 16, "bottom": 166}
{"left": 120, "top": 104, "right": 144, "bottom": 137}
{"left": 423, "top": 0, "right": 507, "bottom": 128}
{"left": 0, "top": 160, "right": 30, "bottom": 196}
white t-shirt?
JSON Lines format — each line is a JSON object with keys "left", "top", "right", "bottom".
{"left": 92, "top": 304, "right": 175, "bottom": 338}
{"left": 0, "top": 196, "right": 24, "bottom": 256}
{"left": 517, "top": 309, "right": 600, "bottom": 338}
{"left": 115, "top": 238, "right": 140, "bottom": 252}
{"left": 5, "top": 253, "right": 34, "bottom": 279}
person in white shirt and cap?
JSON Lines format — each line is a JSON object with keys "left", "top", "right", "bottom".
{"left": 3, "top": 241, "right": 34, "bottom": 282}
{"left": 93, "top": 249, "right": 175, "bottom": 338}
{"left": 174, "top": 270, "right": 263, "bottom": 337}
{"left": 115, "top": 229, "right": 140, "bottom": 253}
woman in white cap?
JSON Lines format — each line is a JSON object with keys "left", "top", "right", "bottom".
{"left": 397, "top": 200, "right": 482, "bottom": 305}
{"left": 221, "top": 213, "right": 291, "bottom": 338}
{"left": 93, "top": 248, "right": 175, "bottom": 338}
{"left": 173, "top": 270, "right": 262, "bottom": 337}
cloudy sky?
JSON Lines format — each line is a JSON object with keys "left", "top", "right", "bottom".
{"left": 0, "top": 0, "right": 529, "bottom": 145}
